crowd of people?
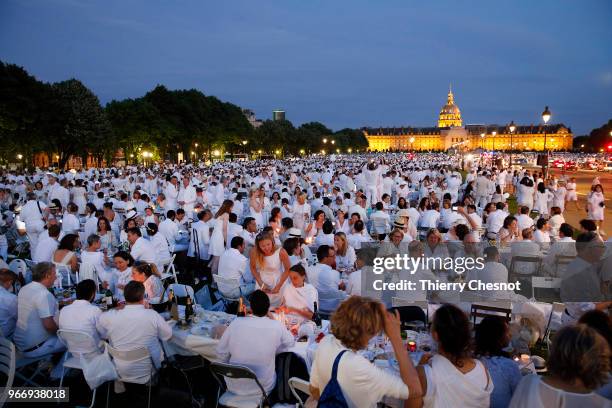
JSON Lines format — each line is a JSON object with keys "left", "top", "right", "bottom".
{"left": 0, "top": 152, "right": 610, "bottom": 407}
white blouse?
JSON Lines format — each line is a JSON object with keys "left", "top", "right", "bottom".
{"left": 282, "top": 282, "right": 318, "bottom": 314}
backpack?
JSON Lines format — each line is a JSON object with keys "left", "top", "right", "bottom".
{"left": 317, "top": 350, "right": 349, "bottom": 407}
{"left": 275, "top": 352, "right": 310, "bottom": 403}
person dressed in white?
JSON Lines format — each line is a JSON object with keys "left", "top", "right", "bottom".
{"left": 217, "top": 237, "right": 255, "bottom": 298}
{"left": 509, "top": 325, "right": 610, "bottom": 408}
{"left": 0, "top": 269, "right": 18, "bottom": 338}
{"left": 163, "top": 176, "right": 179, "bottom": 211}
{"left": 587, "top": 184, "right": 606, "bottom": 234}
{"left": 58, "top": 279, "right": 103, "bottom": 354}
{"left": 249, "top": 232, "right": 291, "bottom": 307}
{"left": 209, "top": 200, "right": 234, "bottom": 274}
{"left": 188, "top": 210, "right": 211, "bottom": 263}
{"left": 127, "top": 228, "right": 157, "bottom": 264}
{"left": 310, "top": 297, "right": 421, "bottom": 408}
{"left": 97, "top": 281, "right": 172, "bottom": 384}
{"left": 61, "top": 203, "right": 81, "bottom": 235}
{"left": 414, "top": 304, "right": 493, "bottom": 408}
{"left": 13, "top": 263, "right": 66, "bottom": 358}
{"left": 177, "top": 176, "right": 196, "bottom": 216}
{"left": 20, "top": 192, "right": 47, "bottom": 251}
{"left": 543, "top": 223, "right": 576, "bottom": 276}
{"left": 145, "top": 223, "right": 171, "bottom": 272}
{"left": 310, "top": 245, "right": 347, "bottom": 312}
{"left": 217, "top": 290, "right": 295, "bottom": 397}
{"left": 32, "top": 224, "right": 60, "bottom": 264}
{"left": 334, "top": 232, "right": 357, "bottom": 270}
{"left": 278, "top": 264, "right": 318, "bottom": 322}
{"left": 112, "top": 251, "right": 133, "bottom": 301}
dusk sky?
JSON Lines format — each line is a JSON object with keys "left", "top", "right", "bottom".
{"left": 1, "top": 0, "right": 611, "bottom": 135}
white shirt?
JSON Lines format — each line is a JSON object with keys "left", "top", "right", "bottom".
{"left": 20, "top": 200, "right": 46, "bottom": 227}
{"left": 32, "top": 236, "right": 59, "bottom": 263}
{"left": 14, "top": 281, "right": 58, "bottom": 350}
{"left": 158, "top": 219, "right": 179, "bottom": 248}
{"left": 97, "top": 304, "right": 172, "bottom": 382}
{"left": 486, "top": 210, "right": 506, "bottom": 235}
{"left": 419, "top": 209, "right": 440, "bottom": 229}
{"left": 346, "top": 269, "right": 362, "bottom": 296}
{"left": 310, "top": 335, "right": 409, "bottom": 408}
{"left": 61, "top": 213, "right": 80, "bottom": 234}
{"left": 516, "top": 214, "right": 534, "bottom": 232}
{"left": 130, "top": 237, "right": 157, "bottom": 264}
{"left": 218, "top": 248, "right": 248, "bottom": 283}
{"left": 217, "top": 316, "right": 295, "bottom": 395}
{"left": 58, "top": 299, "right": 102, "bottom": 352}
{"left": 0, "top": 286, "right": 17, "bottom": 338}
{"left": 282, "top": 282, "right": 318, "bottom": 313}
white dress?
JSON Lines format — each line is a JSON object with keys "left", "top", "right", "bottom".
{"left": 566, "top": 182, "right": 578, "bottom": 201}
{"left": 588, "top": 192, "right": 605, "bottom": 221}
{"left": 208, "top": 215, "right": 227, "bottom": 257}
{"left": 533, "top": 190, "right": 552, "bottom": 216}
{"left": 517, "top": 184, "right": 534, "bottom": 209}
{"left": 72, "top": 186, "right": 88, "bottom": 214}
{"left": 509, "top": 374, "right": 609, "bottom": 408}
{"left": 256, "top": 248, "right": 285, "bottom": 306}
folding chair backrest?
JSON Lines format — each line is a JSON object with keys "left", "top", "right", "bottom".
{"left": 53, "top": 263, "right": 73, "bottom": 287}
{"left": 164, "top": 284, "right": 195, "bottom": 302}
{"left": 57, "top": 329, "right": 98, "bottom": 356}
{"left": 531, "top": 277, "right": 562, "bottom": 289}
{"left": 79, "top": 262, "right": 98, "bottom": 284}
{"left": 106, "top": 344, "right": 153, "bottom": 384}
{"left": 288, "top": 377, "right": 311, "bottom": 408}
{"left": 209, "top": 361, "right": 268, "bottom": 401}
{"left": 0, "top": 337, "right": 16, "bottom": 406}
{"left": 471, "top": 304, "right": 511, "bottom": 325}
{"left": 8, "top": 259, "right": 27, "bottom": 276}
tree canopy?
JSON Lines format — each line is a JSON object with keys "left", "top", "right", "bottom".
{"left": 0, "top": 60, "right": 370, "bottom": 167}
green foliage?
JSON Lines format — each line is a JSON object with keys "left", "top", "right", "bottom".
{"left": 0, "top": 60, "right": 370, "bottom": 165}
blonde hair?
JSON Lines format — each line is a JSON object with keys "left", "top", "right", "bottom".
{"left": 330, "top": 296, "right": 385, "bottom": 350}
{"left": 334, "top": 232, "right": 348, "bottom": 256}
{"left": 251, "top": 232, "right": 277, "bottom": 270}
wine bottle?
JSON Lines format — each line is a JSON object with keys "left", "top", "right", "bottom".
{"left": 104, "top": 289, "right": 114, "bottom": 309}
{"left": 312, "top": 301, "right": 322, "bottom": 328}
{"left": 185, "top": 296, "right": 194, "bottom": 322}
{"left": 168, "top": 289, "right": 179, "bottom": 320}
{"left": 237, "top": 296, "right": 246, "bottom": 317}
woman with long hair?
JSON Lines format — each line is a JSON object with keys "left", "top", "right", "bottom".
{"left": 112, "top": 250, "right": 134, "bottom": 300}
{"left": 533, "top": 182, "right": 552, "bottom": 217}
{"left": 131, "top": 262, "right": 163, "bottom": 302}
{"left": 334, "top": 232, "right": 356, "bottom": 270}
{"left": 53, "top": 233, "right": 80, "bottom": 273}
{"left": 208, "top": 199, "right": 234, "bottom": 274}
{"left": 97, "top": 216, "right": 117, "bottom": 252}
{"left": 412, "top": 304, "right": 493, "bottom": 407}
{"left": 249, "top": 231, "right": 291, "bottom": 306}
{"left": 517, "top": 176, "right": 535, "bottom": 211}
{"left": 249, "top": 188, "right": 265, "bottom": 229}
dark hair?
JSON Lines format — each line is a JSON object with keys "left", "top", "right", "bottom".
{"left": 249, "top": 290, "right": 270, "bottom": 317}
{"left": 475, "top": 316, "right": 509, "bottom": 357}
{"left": 455, "top": 224, "right": 470, "bottom": 241}
{"left": 537, "top": 182, "right": 546, "bottom": 194}
{"left": 176, "top": 208, "right": 185, "bottom": 216}
{"left": 282, "top": 237, "right": 300, "bottom": 255}
{"left": 124, "top": 281, "right": 145, "bottom": 303}
{"left": 316, "top": 245, "right": 332, "bottom": 262}
{"left": 76, "top": 279, "right": 97, "bottom": 301}
{"left": 579, "top": 219, "right": 597, "bottom": 232}
{"left": 113, "top": 250, "right": 134, "bottom": 266}
{"left": 87, "top": 234, "right": 100, "bottom": 247}
{"left": 432, "top": 304, "right": 472, "bottom": 367}
{"left": 289, "top": 263, "right": 306, "bottom": 276}
{"left": 495, "top": 202, "right": 505, "bottom": 210}
{"left": 230, "top": 236, "right": 244, "bottom": 249}
{"left": 354, "top": 220, "right": 365, "bottom": 233}
{"left": 322, "top": 220, "right": 334, "bottom": 234}
{"left": 242, "top": 217, "right": 255, "bottom": 229}
{"left": 58, "top": 233, "right": 79, "bottom": 251}
{"left": 97, "top": 216, "right": 111, "bottom": 232}
{"left": 166, "top": 210, "right": 176, "bottom": 219}
{"left": 281, "top": 217, "right": 293, "bottom": 229}
{"left": 520, "top": 205, "right": 530, "bottom": 215}
{"left": 146, "top": 222, "right": 158, "bottom": 235}
{"left": 126, "top": 227, "right": 142, "bottom": 237}
{"left": 32, "top": 262, "right": 55, "bottom": 282}
{"left": 229, "top": 212, "right": 238, "bottom": 223}
{"left": 536, "top": 217, "right": 547, "bottom": 230}
{"left": 48, "top": 224, "right": 61, "bottom": 238}
{"left": 559, "top": 223, "right": 573, "bottom": 238}
{"left": 375, "top": 202, "right": 384, "bottom": 211}
{"left": 579, "top": 310, "right": 612, "bottom": 348}
{"left": 502, "top": 215, "right": 516, "bottom": 229}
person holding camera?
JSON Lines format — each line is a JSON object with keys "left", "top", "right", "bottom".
{"left": 587, "top": 184, "right": 606, "bottom": 236}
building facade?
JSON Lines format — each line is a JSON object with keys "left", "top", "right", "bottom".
{"left": 364, "top": 88, "right": 573, "bottom": 152}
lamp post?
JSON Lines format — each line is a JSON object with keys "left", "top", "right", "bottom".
{"left": 508, "top": 121, "right": 516, "bottom": 167}
{"left": 409, "top": 137, "right": 415, "bottom": 152}
{"left": 541, "top": 106, "right": 551, "bottom": 178}
{"left": 492, "top": 131, "right": 497, "bottom": 152}
{"left": 480, "top": 133, "right": 485, "bottom": 150}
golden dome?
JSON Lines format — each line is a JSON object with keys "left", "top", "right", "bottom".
{"left": 438, "top": 86, "right": 462, "bottom": 127}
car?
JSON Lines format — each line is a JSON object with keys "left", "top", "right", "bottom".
{"left": 603, "top": 161, "right": 612, "bottom": 172}
{"left": 581, "top": 161, "right": 598, "bottom": 170}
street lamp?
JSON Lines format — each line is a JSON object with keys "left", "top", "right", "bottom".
{"left": 492, "top": 131, "right": 497, "bottom": 152}
{"left": 508, "top": 121, "right": 516, "bottom": 167}
{"left": 331, "top": 140, "right": 335, "bottom": 145}
{"left": 299, "top": 149, "right": 305, "bottom": 155}
{"left": 541, "top": 105, "right": 551, "bottom": 178}
{"left": 322, "top": 138, "right": 327, "bottom": 144}
{"left": 16, "top": 154, "right": 23, "bottom": 160}
{"left": 480, "top": 133, "right": 485, "bottom": 150}
{"left": 347, "top": 148, "right": 352, "bottom": 153}
{"left": 409, "top": 137, "right": 415, "bottom": 151}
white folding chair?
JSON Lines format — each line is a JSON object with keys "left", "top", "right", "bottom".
{"left": 212, "top": 274, "right": 243, "bottom": 305}
{"left": 0, "top": 337, "right": 16, "bottom": 406}
{"left": 554, "top": 255, "right": 575, "bottom": 277}
{"left": 79, "top": 262, "right": 100, "bottom": 286}
{"left": 57, "top": 329, "right": 104, "bottom": 408}
{"left": 106, "top": 344, "right": 155, "bottom": 408}
{"left": 162, "top": 283, "right": 195, "bottom": 303}
{"left": 160, "top": 254, "right": 177, "bottom": 283}
{"left": 288, "top": 377, "right": 311, "bottom": 408}
{"left": 8, "top": 258, "right": 28, "bottom": 281}
{"left": 209, "top": 361, "right": 268, "bottom": 408}
{"left": 531, "top": 276, "right": 562, "bottom": 301}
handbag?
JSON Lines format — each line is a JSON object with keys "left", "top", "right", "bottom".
{"left": 317, "top": 350, "right": 349, "bottom": 407}
{"left": 80, "top": 343, "right": 118, "bottom": 389}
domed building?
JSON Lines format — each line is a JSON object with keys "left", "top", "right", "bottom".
{"left": 363, "top": 86, "right": 573, "bottom": 152}
{"left": 438, "top": 86, "right": 462, "bottom": 128}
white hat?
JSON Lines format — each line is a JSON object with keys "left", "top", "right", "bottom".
{"left": 396, "top": 209, "right": 410, "bottom": 218}
{"left": 125, "top": 210, "right": 138, "bottom": 221}
{"left": 288, "top": 228, "right": 302, "bottom": 238}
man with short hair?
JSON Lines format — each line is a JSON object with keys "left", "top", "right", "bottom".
{"left": 127, "top": 227, "right": 156, "bottom": 264}
{"left": 217, "top": 290, "right": 295, "bottom": 397}
{"left": 32, "top": 224, "right": 60, "bottom": 263}
{"left": 20, "top": 191, "right": 47, "bottom": 252}
{"left": 218, "top": 236, "right": 255, "bottom": 298}
{"left": 310, "top": 245, "right": 346, "bottom": 312}
{"left": 14, "top": 262, "right": 65, "bottom": 357}
{"left": 97, "top": 281, "right": 172, "bottom": 382}
{"left": 58, "top": 279, "right": 103, "bottom": 350}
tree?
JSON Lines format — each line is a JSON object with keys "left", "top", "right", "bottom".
{"left": 43, "top": 79, "right": 111, "bottom": 168}
{"left": 588, "top": 120, "right": 612, "bottom": 152}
